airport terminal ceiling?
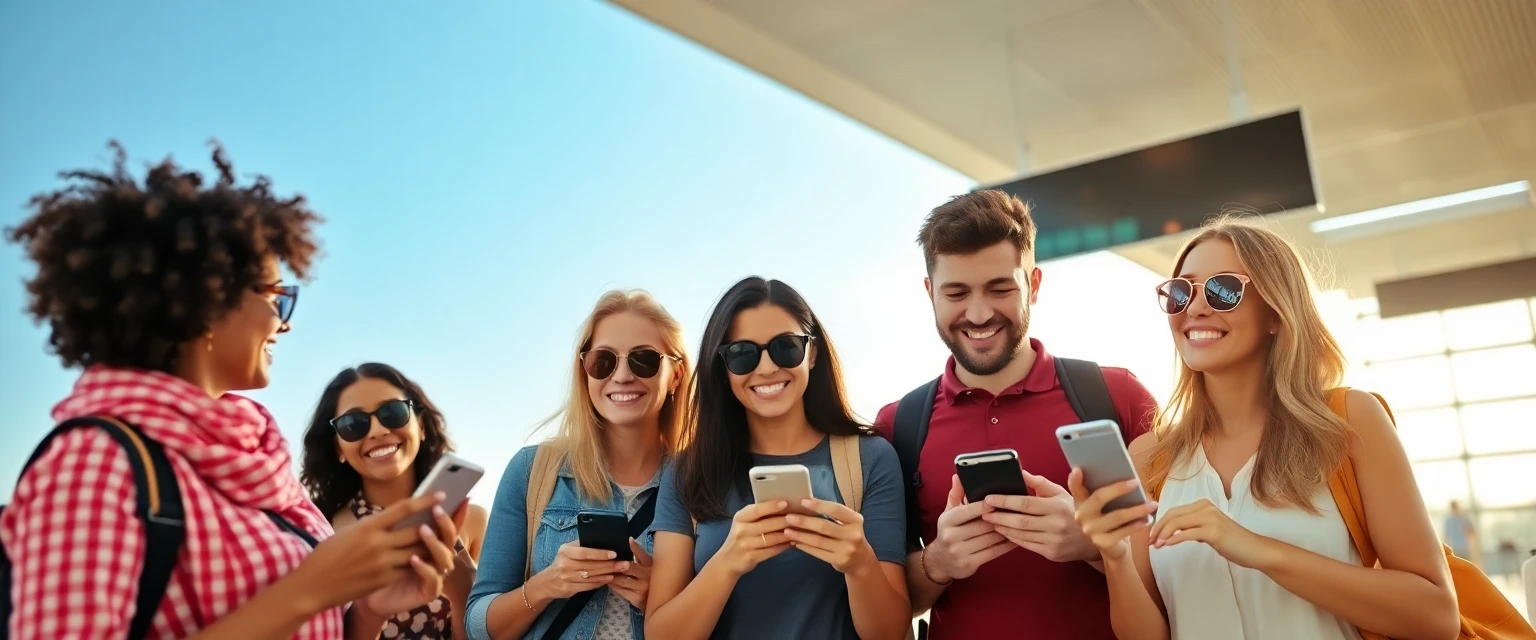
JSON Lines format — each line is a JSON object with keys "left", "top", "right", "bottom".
{"left": 609, "top": 0, "right": 1536, "bottom": 295}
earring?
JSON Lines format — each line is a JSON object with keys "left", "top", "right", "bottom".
{"left": 205, "top": 332, "right": 214, "bottom": 352}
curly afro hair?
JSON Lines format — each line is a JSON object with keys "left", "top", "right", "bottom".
{"left": 6, "top": 140, "right": 323, "bottom": 373}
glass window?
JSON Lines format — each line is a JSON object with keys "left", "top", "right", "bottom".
{"left": 1394, "top": 407, "right": 1464, "bottom": 461}
{"left": 1443, "top": 300, "right": 1534, "bottom": 351}
{"left": 1461, "top": 399, "right": 1536, "bottom": 456}
{"left": 1411, "top": 459, "right": 1471, "bottom": 513}
{"left": 1478, "top": 508, "right": 1536, "bottom": 576}
{"left": 1365, "top": 355, "right": 1455, "bottom": 411}
{"left": 1354, "top": 312, "right": 1445, "bottom": 362}
{"left": 1468, "top": 454, "right": 1536, "bottom": 509}
{"left": 1450, "top": 345, "right": 1536, "bottom": 403}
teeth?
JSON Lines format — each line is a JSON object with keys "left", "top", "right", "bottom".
{"left": 964, "top": 328, "right": 999, "bottom": 340}
{"left": 367, "top": 444, "right": 398, "bottom": 459}
{"left": 609, "top": 392, "right": 640, "bottom": 402}
{"left": 751, "top": 382, "right": 787, "bottom": 396}
{"left": 1187, "top": 330, "right": 1225, "bottom": 341}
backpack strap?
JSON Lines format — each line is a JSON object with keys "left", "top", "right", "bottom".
{"left": 829, "top": 435, "right": 864, "bottom": 513}
{"left": 15, "top": 417, "right": 185, "bottom": 640}
{"left": 1055, "top": 357, "right": 1117, "bottom": 425}
{"left": 894, "top": 378, "right": 940, "bottom": 551}
{"left": 524, "top": 441, "right": 564, "bottom": 580}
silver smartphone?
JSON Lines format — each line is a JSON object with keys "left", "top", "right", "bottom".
{"left": 1055, "top": 420, "right": 1150, "bottom": 520}
{"left": 749, "top": 464, "right": 817, "bottom": 516}
{"left": 394, "top": 453, "right": 484, "bottom": 531}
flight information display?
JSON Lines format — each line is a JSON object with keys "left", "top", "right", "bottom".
{"left": 983, "top": 110, "right": 1318, "bottom": 261}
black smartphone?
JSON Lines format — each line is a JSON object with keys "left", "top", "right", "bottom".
{"left": 576, "top": 512, "right": 633, "bottom": 561}
{"left": 954, "top": 449, "right": 1030, "bottom": 504}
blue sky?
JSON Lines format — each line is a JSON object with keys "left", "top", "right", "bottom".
{"left": 0, "top": 0, "right": 1173, "bottom": 502}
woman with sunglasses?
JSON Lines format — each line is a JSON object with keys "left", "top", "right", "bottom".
{"left": 1069, "top": 218, "right": 1458, "bottom": 640}
{"left": 1, "top": 143, "right": 462, "bottom": 639}
{"left": 300, "top": 363, "right": 490, "bottom": 639}
{"left": 646, "top": 277, "right": 910, "bottom": 640}
{"left": 466, "top": 290, "right": 690, "bottom": 640}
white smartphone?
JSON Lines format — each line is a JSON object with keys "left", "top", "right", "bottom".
{"left": 1055, "top": 420, "right": 1150, "bottom": 521}
{"left": 393, "top": 453, "right": 484, "bottom": 531}
{"left": 749, "top": 464, "right": 816, "bottom": 516}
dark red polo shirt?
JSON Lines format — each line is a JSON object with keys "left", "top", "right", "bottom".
{"left": 873, "top": 338, "right": 1158, "bottom": 640}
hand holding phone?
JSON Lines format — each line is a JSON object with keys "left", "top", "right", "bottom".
{"left": 749, "top": 464, "right": 817, "bottom": 516}
{"left": 393, "top": 453, "right": 484, "bottom": 532}
{"left": 955, "top": 449, "right": 1030, "bottom": 504}
{"left": 1058, "top": 420, "right": 1159, "bottom": 560}
{"left": 577, "top": 512, "right": 634, "bottom": 562}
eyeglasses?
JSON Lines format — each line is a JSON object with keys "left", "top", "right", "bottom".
{"left": 717, "top": 333, "right": 813, "bottom": 376}
{"left": 580, "top": 348, "right": 680, "bottom": 380}
{"left": 1155, "top": 273, "right": 1251, "bottom": 315}
{"left": 255, "top": 283, "right": 300, "bottom": 325}
{"left": 330, "top": 399, "right": 415, "bottom": 443}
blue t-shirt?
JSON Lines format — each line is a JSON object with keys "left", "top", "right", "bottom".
{"left": 651, "top": 434, "right": 907, "bottom": 640}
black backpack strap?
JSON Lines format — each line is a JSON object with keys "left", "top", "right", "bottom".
{"left": 265, "top": 511, "right": 320, "bottom": 548}
{"left": 16, "top": 417, "right": 185, "bottom": 640}
{"left": 1055, "top": 358, "right": 1118, "bottom": 425}
{"left": 540, "top": 488, "right": 658, "bottom": 640}
{"left": 893, "top": 378, "right": 940, "bottom": 552}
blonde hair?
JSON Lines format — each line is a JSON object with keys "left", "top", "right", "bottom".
{"left": 1146, "top": 216, "right": 1350, "bottom": 513}
{"left": 537, "top": 289, "right": 691, "bottom": 501}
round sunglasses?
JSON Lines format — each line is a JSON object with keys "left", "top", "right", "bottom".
{"left": 717, "top": 333, "right": 813, "bottom": 376}
{"left": 330, "top": 398, "right": 415, "bottom": 443}
{"left": 254, "top": 282, "right": 300, "bottom": 325}
{"left": 580, "top": 347, "right": 680, "bottom": 380}
{"left": 1156, "top": 273, "right": 1251, "bottom": 315}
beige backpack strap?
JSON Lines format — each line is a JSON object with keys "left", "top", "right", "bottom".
{"left": 830, "top": 435, "right": 864, "bottom": 513}
{"left": 523, "top": 441, "right": 564, "bottom": 580}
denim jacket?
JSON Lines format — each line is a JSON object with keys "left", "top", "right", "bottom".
{"left": 465, "top": 444, "right": 660, "bottom": 640}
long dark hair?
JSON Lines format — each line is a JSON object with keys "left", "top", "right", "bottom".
{"left": 677, "top": 277, "right": 870, "bottom": 521}
{"left": 300, "top": 363, "right": 453, "bottom": 519}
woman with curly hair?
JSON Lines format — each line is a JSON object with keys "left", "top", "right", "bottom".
{"left": 301, "top": 363, "right": 490, "bottom": 639}
{"left": 1, "top": 142, "right": 464, "bottom": 640}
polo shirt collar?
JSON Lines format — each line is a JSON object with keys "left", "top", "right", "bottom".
{"left": 940, "top": 337, "right": 1058, "bottom": 405}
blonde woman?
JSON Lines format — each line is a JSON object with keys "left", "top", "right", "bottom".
{"left": 465, "top": 290, "right": 690, "bottom": 640}
{"left": 1070, "top": 219, "right": 1459, "bottom": 640}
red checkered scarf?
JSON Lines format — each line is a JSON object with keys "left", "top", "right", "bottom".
{"left": 52, "top": 366, "right": 332, "bottom": 540}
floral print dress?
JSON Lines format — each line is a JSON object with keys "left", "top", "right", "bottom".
{"left": 350, "top": 494, "right": 456, "bottom": 639}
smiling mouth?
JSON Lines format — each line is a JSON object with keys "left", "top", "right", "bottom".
{"left": 750, "top": 381, "right": 788, "bottom": 398}
{"left": 365, "top": 443, "right": 400, "bottom": 459}
{"left": 608, "top": 391, "right": 645, "bottom": 404}
{"left": 1185, "top": 329, "right": 1227, "bottom": 341}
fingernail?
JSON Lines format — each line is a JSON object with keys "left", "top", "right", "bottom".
{"left": 433, "top": 506, "right": 447, "bottom": 518}
{"left": 607, "top": 551, "right": 617, "bottom": 559}
{"left": 433, "top": 491, "right": 447, "bottom": 501}
{"left": 618, "top": 562, "right": 631, "bottom": 571}
{"left": 777, "top": 501, "right": 787, "bottom": 509}
{"left": 785, "top": 515, "right": 800, "bottom": 524}
{"left": 984, "top": 496, "right": 998, "bottom": 506}
{"left": 420, "top": 524, "right": 432, "bottom": 537}
{"left": 801, "top": 499, "right": 813, "bottom": 507}
{"left": 1126, "top": 479, "right": 1140, "bottom": 488}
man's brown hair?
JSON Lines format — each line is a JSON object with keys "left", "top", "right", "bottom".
{"left": 916, "top": 189, "right": 1037, "bottom": 273}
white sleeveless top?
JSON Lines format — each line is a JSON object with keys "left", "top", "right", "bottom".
{"left": 1148, "top": 445, "right": 1363, "bottom": 640}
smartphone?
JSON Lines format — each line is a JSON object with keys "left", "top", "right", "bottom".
{"left": 955, "top": 449, "right": 1030, "bottom": 504}
{"left": 1056, "top": 420, "right": 1150, "bottom": 519}
{"left": 577, "top": 512, "right": 634, "bottom": 561}
{"left": 749, "top": 464, "right": 817, "bottom": 516}
{"left": 393, "top": 453, "right": 484, "bottom": 531}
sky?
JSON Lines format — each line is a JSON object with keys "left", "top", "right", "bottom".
{"left": 0, "top": 0, "right": 1175, "bottom": 503}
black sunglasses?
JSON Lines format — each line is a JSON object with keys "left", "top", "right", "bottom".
{"left": 717, "top": 333, "right": 814, "bottom": 376}
{"left": 1156, "top": 273, "right": 1251, "bottom": 315}
{"left": 255, "top": 283, "right": 300, "bottom": 325}
{"left": 330, "top": 398, "right": 415, "bottom": 443}
{"left": 580, "top": 347, "right": 680, "bottom": 380}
